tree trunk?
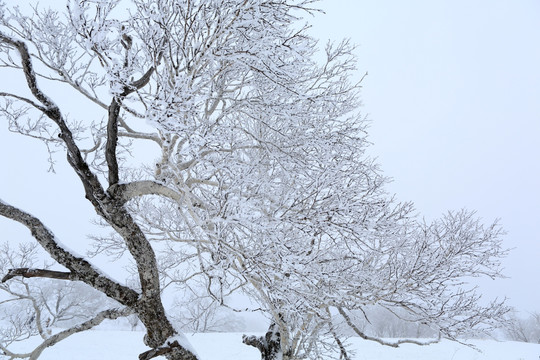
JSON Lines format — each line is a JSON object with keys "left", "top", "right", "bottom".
{"left": 243, "top": 322, "right": 284, "bottom": 360}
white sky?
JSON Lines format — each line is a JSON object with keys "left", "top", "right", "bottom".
{"left": 309, "top": 0, "right": 540, "bottom": 312}
{"left": 0, "top": 0, "right": 538, "bottom": 313}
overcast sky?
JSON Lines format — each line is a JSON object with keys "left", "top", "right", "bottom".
{"left": 309, "top": 0, "right": 540, "bottom": 312}
{"left": 0, "top": 1, "right": 539, "bottom": 313}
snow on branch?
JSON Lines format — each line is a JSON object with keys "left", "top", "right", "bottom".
{"left": 0, "top": 200, "right": 139, "bottom": 307}
{"left": 109, "top": 180, "right": 184, "bottom": 204}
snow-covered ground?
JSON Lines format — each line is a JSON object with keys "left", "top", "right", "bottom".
{"left": 13, "top": 330, "right": 540, "bottom": 360}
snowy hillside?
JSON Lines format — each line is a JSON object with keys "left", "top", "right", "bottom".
{"left": 12, "top": 331, "right": 540, "bottom": 360}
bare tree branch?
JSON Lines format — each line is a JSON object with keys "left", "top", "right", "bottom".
{"left": 0, "top": 32, "right": 59, "bottom": 117}
{"left": 0, "top": 30, "right": 108, "bottom": 209}
{"left": 109, "top": 180, "right": 183, "bottom": 204}
{"left": 1, "top": 268, "right": 74, "bottom": 283}
{"left": 0, "top": 200, "right": 139, "bottom": 306}
{"left": 0, "top": 92, "right": 47, "bottom": 112}
{"left": 28, "top": 307, "right": 133, "bottom": 360}
{"left": 106, "top": 66, "right": 156, "bottom": 186}
{"left": 106, "top": 97, "right": 121, "bottom": 185}
{"left": 337, "top": 307, "right": 442, "bottom": 348}
{"left": 325, "top": 307, "right": 351, "bottom": 360}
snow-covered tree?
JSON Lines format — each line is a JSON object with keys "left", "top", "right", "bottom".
{"left": 0, "top": 1, "right": 508, "bottom": 359}
{"left": 503, "top": 311, "right": 540, "bottom": 343}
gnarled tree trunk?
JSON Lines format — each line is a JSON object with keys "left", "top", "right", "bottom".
{"left": 0, "top": 31, "right": 199, "bottom": 360}
{"left": 243, "top": 322, "right": 284, "bottom": 360}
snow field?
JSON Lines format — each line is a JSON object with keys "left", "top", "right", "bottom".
{"left": 18, "top": 331, "right": 540, "bottom": 360}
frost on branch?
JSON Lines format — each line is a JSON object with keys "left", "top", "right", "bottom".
{"left": 0, "top": 1, "right": 509, "bottom": 359}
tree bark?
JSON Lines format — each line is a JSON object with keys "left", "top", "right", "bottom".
{"left": 1, "top": 268, "right": 74, "bottom": 282}
{"left": 243, "top": 322, "right": 283, "bottom": 360}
